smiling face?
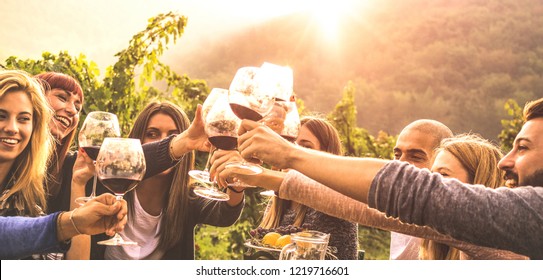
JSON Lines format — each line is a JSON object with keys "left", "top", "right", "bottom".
{"left": 0, "top": 90, "right": 33, "bottom": 163}
{"left": 45, "top": 88, "right": 81, "bottom": 140}
{"left": 498, "top": 118, "right": 543, "bottom": 188}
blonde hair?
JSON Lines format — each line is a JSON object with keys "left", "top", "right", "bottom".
{"left": 260, "top": 117, "right": 341, "bottom": 229}
{"left": 420, "top": 133, "right": 504, "bottom": 260}
{"left": 0, "top": 70, "right": 54, "bottom": 216}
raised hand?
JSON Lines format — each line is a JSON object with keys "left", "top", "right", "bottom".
{"left": 209, "top": 149, "right": 245, "bottom": 188}
{"left": 237, "top": 119, "right": 298, "bottom": 169}
{"left": 170, "top": 104, "right": 212, "bottom": 157}
{"left": 73, "top": 148, "right": 95, "bottom": 186}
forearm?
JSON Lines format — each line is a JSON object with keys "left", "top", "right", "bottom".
{"left": 280, "top": 170, "right": 527, "bottom": 259}
{"left": 0, "top": 214, "right": 69, "bottom": 259}
{"left": 369, "top": 161, "right": 543, "bottom": 259}
{"left": 65, "top": 235, "right": 90, "bottom": 260}
{"left": 287, "top": 147, "right": 387, "bottom": 202}
{"left": 225, "top": 186, "right": 245, "bottom": 207}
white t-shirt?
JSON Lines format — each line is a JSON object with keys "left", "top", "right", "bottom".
{"left": 105, "top": 190, "right": 165, "bottom": 260}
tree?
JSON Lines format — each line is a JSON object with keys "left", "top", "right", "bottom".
{"left": 2, "top": 12, "right": 208, "bottom": 135}
{"left": 328, "top": 81, "right": 396, "bottom": 159}
{"left": 498, "top": 99, "right": 523, "bottom": 152}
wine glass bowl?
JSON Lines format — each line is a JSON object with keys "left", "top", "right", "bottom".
{"left": 278, "top": 101, "right": 300, "bottom": 142}
{"left": 96, "top": 137, "right": 146, "bottom": 246}
{"left": 228, "top": 67, "right": 275, "bottom": 121}
{"left": 259, "top": 62, "right": 294, "bottom": 102}
{"left": 78, "top": 111, "right": 121, "bottom": 160}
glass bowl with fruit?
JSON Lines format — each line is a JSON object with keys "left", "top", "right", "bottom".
{"left": 243, "top": 225, "right": 304, "bottom": 259}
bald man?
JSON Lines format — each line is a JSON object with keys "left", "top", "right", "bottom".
{"left": 390, "top": 120, "right": 453, "bottom": 260}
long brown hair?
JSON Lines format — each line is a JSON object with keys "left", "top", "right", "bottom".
{"left": 420, "top": 134, "right": 504, "bottom": 260}
{"left": 126, "top": 100, "right": 194, "bottom": 251}
{"left": 0, "top": 70, "right": 54, "bottom": 216}
{"left": 34, "top": 72, "right": 83, "bottom": 198}
{"left": 260, "top": 116, "right": 342, "bottom": 228}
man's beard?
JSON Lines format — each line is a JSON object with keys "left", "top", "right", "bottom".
{"left": 520, "top": 169, "right": 543, "bottom": 188}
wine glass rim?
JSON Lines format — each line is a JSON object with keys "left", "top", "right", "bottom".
{"left": 102, "top": 137, "right": 141, "bottom": 143}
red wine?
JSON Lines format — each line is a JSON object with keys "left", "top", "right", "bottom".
{"left": 101, "top": 178, "right": 140, "bottom": 195}
{"left": 229, "top": 103, "right": 263, "bottom": 121}
{"left": 209, "top": 136, "right": 238, "bottom": 150}
{"left": 81, "top": 146, "right": 100, "bottom": 160}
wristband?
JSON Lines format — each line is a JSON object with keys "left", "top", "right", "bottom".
{"left": 227, "top": 186, "right": 245, "bottom": 193}
{"left": 70, "top": 208, "right": 83, "bottom": 235}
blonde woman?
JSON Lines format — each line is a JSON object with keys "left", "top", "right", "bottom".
{"left": 0, "top": 70, "right": 54, "bottom": 218}
{"left": 419, "top": 134, "right": 507, "bottom": 259}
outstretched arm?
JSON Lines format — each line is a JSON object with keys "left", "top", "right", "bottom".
{"left": 236, "top": 119, "right": 386, "bottom": 202}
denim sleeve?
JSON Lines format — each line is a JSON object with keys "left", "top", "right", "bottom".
{"left": 0, "top": 212, "right": 70, "bottom": 259}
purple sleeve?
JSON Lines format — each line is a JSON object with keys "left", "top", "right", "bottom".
{"left": 0, "top": 212, "right": 70, "bottom": 259}
{"left": 368, "top": 160, "right": 543, "bottom": 259}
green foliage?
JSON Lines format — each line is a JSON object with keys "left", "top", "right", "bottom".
{"left": 328, "top": 82, "right": 396, "bottom": 159}
{"left": 358, "top": 226, "right": 391, "bottom": 260}
{"left": 194, "top": 220, "right": 254, "bottom": 260}
{"left": 2, "top": 12, "right": 207, "bottom": 136}
{"left": 178, "top": 0, "right": 543, "bottom": 140}
{"left": 498, "top": 99, "right": 524, "bottom": 152}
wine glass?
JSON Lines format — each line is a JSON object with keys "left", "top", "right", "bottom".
{"left": 192, "top": 93, "right": 241, "bottom": 201}
{"left": 96, "top": 138, "right": 146, "bottom": 246}
{"left": 278, "top": 100, "right": 300, "bottom": 142}
{"left": 75, "top": 111, "right": 121, "bottom": 205}
{"left": 225, "top": 66, "right": 276, "bottom": 174}
{"left": 227, "top": 66, "right": 275, "bottom": 121}
{"left": 260, "top": 62, "right": 294, "bottom": 102}
{"left": 188, "top": 88, "right": 229, "bottom": 184}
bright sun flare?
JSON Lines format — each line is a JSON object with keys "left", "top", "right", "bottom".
{"left": 307, "top": 1, "right": 354, "bottom": 40}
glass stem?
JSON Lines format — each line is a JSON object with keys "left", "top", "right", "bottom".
{"left": 203, "top": 146, "right": 216, "bottom": 172}
{"left": 89, "top": 161, "right": 97, "bottom": 199}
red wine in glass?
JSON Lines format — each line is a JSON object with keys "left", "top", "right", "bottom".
{"left": 101, "top": 178, "right": 140, "bottom": 196}
{"left": 229, "top": 103, "right": 263, "bottom": 121}
{"left": 208, "top": 136, "right": 238, "bottom": 151}
{"left": 81, "top": 145, "right": 101, "bottom": 161}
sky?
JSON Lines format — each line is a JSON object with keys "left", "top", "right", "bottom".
{"left": 1, "top": 0, "right": 353, "bottom": 71}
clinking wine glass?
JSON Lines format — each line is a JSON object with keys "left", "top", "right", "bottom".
{"left": 75, "top": 111, "right": 121, "bottom": 206}
{"left": 225, "top": 66, "right": 276, "bottom": 174}
{"left": 227, "top": 66, "right": 275, "bottom": 122}
{"left": 96, "top": 138, "right": 146, "bottom": 246}
{"left": 188, "top": 88, "right": 229, "bottom": 184}
{"left": 192, "top": 93, "right": 241, "bottom": 201}
{"left": 259, "top": 62, "right": 294, "bottom": 102}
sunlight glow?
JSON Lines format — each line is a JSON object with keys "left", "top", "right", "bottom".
{"left": 308, "top": 1, "right": 353, "bottom": 40}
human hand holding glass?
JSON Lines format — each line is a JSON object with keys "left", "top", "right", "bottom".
{"left": 188, "top": 88, "right": 229, "bottom": 184}
{"left": 96, "top": 138, "right": 146, "bottom": 246}
{"left": 75, "top": 111, "right": 121, "bottom": 206}
{"left": 192, "top": 92, "right": 241, "bottom": 201}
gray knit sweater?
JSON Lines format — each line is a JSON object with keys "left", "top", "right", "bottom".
{"left": 369, "top": 161, "right": 543, "bottom": 259}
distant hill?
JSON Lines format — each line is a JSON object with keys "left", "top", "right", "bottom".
{"left": 169, "top": 0, "right": 543, "bottom": 139}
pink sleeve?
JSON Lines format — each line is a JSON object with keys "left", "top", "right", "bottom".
{"left": 278, "top": 170, "right": 527, "bottom": 260}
